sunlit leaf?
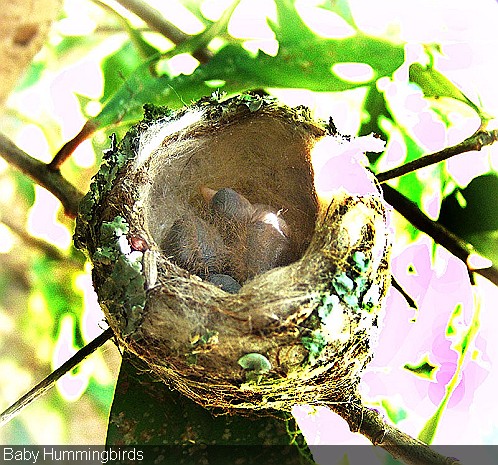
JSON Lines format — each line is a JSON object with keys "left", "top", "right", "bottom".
{"left": 30, "top": 256, "right": 84, "bottom": 345}
{"left": 409, "top": 63, "right": 490, "bottom": 123}
{"left": 12, "top": 171, "right": 36, "bottom": 208}
{"left": 404, "top": 356, "right": 437, "bottom": 380}
{"left": 86, "top": 1, "right": 404, "bottom": 134}
{"left": 360, "top": 86, "right": 393, "bottom": 165}
{"left": 327, "top": 0, "right": 357, "bottom": 28}
{"left": 380, "top": 399, "right": 408, "bottom": 424}
{"left": 418, "top": 299, "right": 481, "bottom": 444}
{"left": 15, "top": 61, "right": 46, "bottom": 92}
{"left": 101, "top": 41, "right": 153, "bottom": 106}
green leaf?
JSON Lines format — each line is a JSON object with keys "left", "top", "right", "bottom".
{"left": 106, "top": 353, "right": 315, "bottom": 463}
{"left": 180, "top": 0, "right": 211, "bottom": 27}
{"left": 15, "top": 61, "right": 46, "bottom": 92}
{"left": 12, "top": 171, "right": 36, "bottom": 207}
{"left": 418, "top": 300, "right": 481, "bottom": 444}
{"left": 439, "top": 174, "right": 498, "bottom": 234}
{"left": 404, "top": 355, "right": 437, "bottom": 380}
{"left": 100, "top": 41, "right": 155, "bottom": 106}
{"left": 439, "top": 173, "right": 498, "bottom": 265}
{"left": 88, "top": 2, "right": 404, "bottom": 133}
{"left": 380, "top": 399, "right": 408, "bottom": 424}
{"left": 409, "top": 63, "right": 490, "bottom": 122}
{"left": 466, "top": 231, "right": 498, "bottom": 267}
{"left": 30, "top": 256, "right": 84, "bottom": 344}
{"left": 360, "top": 86, "right": 393, "bottom": 165}
{"left": 327, "top": 0, "right": 358, "bottom": 29}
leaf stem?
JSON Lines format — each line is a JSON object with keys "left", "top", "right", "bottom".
{"left": 0, "top": 328, "right": 114, "bottom": 429}
{"left": 0, "top": 132, "right": 84, "bottom": 217}
{"left": 376, "top": 129, "right": 498, "bottom": 183}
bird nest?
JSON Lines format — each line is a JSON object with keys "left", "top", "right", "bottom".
{"left": 74, "top": 93, "right": 392, "bottom": 413}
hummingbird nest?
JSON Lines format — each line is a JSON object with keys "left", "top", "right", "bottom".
{"left": 74, "top": 93, "right": 392, "bottom": 413}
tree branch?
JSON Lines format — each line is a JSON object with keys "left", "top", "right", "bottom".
{"left": 111, "top": 0, "right": 212, "bottom": 64}
{"left": 376, "top": 129, "right": 498, "bottom": 183}
{"left": 1, "top": 214, "right": 66, "bottom": 262}
{"left": 0, "top": 132, "right": 84, "bottom": 217}
{"left": 328, "top": 400, "right": 459, "bottom": 465}
{"left": 50, "top": 0, "right": 217, "bottom": 170}
{"left": 382, "top": 184, "right": 498, "bottom": 286}
{"left": 0, "top": 328, "right": 114, "bottom": 429}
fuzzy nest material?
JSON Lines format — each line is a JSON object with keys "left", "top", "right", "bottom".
{"left": 74, "top": 93, "right": 392, "bottom": 413}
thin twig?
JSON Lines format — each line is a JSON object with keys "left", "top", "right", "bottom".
{"left": 0, "top": 328, "right": 114, "bottom": 429}
{"left": 391, "top": 276, "right": 417, "bottom": 309}
{"left": 328, "top": 400, "right": 459, "bottom": 465}
{"left": 382, "top": 184, "right": 498, "bottom": 286}
{"left": 376, "top": 129, "right": 498, "bottom": 183}
{"left": 112, "top": 0, "right": 212, "bottom": 63}
{"left": 1, "top": 215, "right": 66, "bottom": 262}
{"left": 0, "top": 132, "right": 84, "bottom": 217}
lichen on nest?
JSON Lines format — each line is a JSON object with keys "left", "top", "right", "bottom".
{"left": 75, "top": 92, "right": 392, "bottom": 413}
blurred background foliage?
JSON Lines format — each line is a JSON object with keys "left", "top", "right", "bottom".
{"left": 0, "top": 0, "right": 497, "bottom": 453}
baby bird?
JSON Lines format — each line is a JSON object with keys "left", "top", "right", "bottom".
{"left": 162, "top": 186, "right": 291, "bottom": 293}
{"left": 161, "top": 213, "right": 226, "bottom": 278}
{"left": 244, "top": 205, "right": 290, "bottom": 279}
{"left": 202, "top": 186, "right": 291, "bottom": 282}
{"left": 202, "top": 186, "right": 254, "bottom": 222}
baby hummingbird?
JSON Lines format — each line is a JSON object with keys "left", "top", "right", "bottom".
{"left": 202, "top": 186, "right": 291, "bottom": 282}
{"left": 161, "top": 213, "right": 226, "bottom": 278}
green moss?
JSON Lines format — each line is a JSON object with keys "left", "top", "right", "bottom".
{"left": 74, "top": 133, "right": 134, "bottom": 254}
{"left": 301, "top": 248, "right": 383, "bottom": 363}
{"left": 238, "top": 353, "right": 272, "bottom": 383}
{"left": 352, "top": 251, "right": 370, "bottom": 273}
{"left": 301, "top": 330, "right": 327, "bottom": 365}
{"left": 95, "top": 216, "right": 146, "bottom": 337}
{"left": 317, "top": 294, "right": 340, "bottom": 322}
{"left": 142, "top": 103, "right": 175, "bottom": 123}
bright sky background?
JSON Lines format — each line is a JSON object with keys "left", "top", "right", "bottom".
{"left": 0, "top": 0, "right": 497, "bottom": 450}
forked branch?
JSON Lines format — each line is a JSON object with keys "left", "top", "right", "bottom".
{"left": 0, "top": 132, "right": 83, "bottom": 217}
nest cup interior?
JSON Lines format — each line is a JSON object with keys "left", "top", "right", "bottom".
{"left": 142, "top": 110, "right": 323, "bottom": 272}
